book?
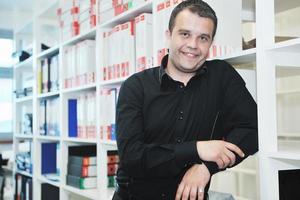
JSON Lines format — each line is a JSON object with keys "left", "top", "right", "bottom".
{"left": 135, "top": 13, "right": 153, "bottom": 72}
{"left": 41, "top": 142, "right": 57, "bottom": 175}
{"left": 69, "top": 156, "right": 97, "bottom": 166}
{"left": 68, "top": 145, "right": 96, "bottom": 156}
{"left": 41, "top": 183, "right": 59, "bottom": 200}
{"left": 66, "top": 174, "right": 97, "bottom": 189}
{"left": 107, "top": 163, "right": 118, "bottom": 176}
{"left": 107, "top": 175, "right": 116, "bottom": 188}
{"left": 68, "top": 99, "right": 78, "bottom": 137}
{"left": 68, "top": 163, "right": 97, "bottom": 177}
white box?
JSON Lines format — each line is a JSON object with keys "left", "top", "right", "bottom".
{"left": 135, "top": 13, "right": 153, "bottom": 72}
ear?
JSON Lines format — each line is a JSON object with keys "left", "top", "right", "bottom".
{"left": 165, "top": 29, "right": 171, "bottom": 39}
{"left": 165, "top": 29, "right": 171, "bottom": 47}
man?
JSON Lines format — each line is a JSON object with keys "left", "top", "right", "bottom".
{"left": 113, "top": 0, "right": 258, "bottom": 199}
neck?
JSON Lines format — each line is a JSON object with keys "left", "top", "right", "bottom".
{"left": 165, "top": 65, "right": 195, "bottom": 86}
{"left": 166, "top": 67, "right": 195, "bottom": 85}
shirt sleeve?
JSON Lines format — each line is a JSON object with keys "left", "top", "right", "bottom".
{"left": 116, "top": 76, "right": 201, "bottom": 178}
{"left": 220, "top": 63, "right": 258, "bottom": 170}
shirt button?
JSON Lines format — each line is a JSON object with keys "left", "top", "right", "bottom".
{"left": 180, "top": 111, "right": 183, "bottom": 114}
{"left": 161, "top": 193, "right": 166, "bottom": 198}
{"left": 180, "top": 85, "right": 184, "bottom": 89}
{"left": 179, "top": 116, "right": 183, "bottom": 120}
{"left": 177, "top": 138, "right": 181, "bottom": 143}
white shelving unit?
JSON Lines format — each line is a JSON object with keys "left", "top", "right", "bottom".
{"left": 12, "top": 0, "right": 300, "bottom": 199}
{"left": 12, "top": 8, "right": 35, "bottom": 199}
{"left": 257, "top": 0, "right": 300, "bottom": 199}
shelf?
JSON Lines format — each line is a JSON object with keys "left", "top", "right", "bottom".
{"left": 100, "top": 140, "right": 117, "bottom": 147}
{"left": 16, "top": 169, "right": 33, "bottom": 178}
{"left": 61, "top": 27, "right": 97, "bottom": 47}
{"left": 267, "top": 38, "right": 300, "bottom": 53}
{"left": 277, "top": 89, "right": 300, "bottom": 95}
{"left": 215, "top": 48, "right": 256, "bottom": 65}
{"left": 62, "top": 83, "right": 97, "bottom": 94}
{"left": 99, "top": 0, "right": 153, "bottom": 28}
{"left": 37, "top": 45, "right": 60, "bottom": 59}
{"left": 234, "top": 196, "right": 252, "bottom": 200}
{"left": 106, "top": 188, "right": 116, "bottom": 199}
{"left": 37, "top": 91, "right": 60, "bottom": 99}
{"left": 37, "top": 175, "right": 61, "bottom": 188}
{"left": 268, "top": 151, "right": 300, "bottom": 160}
{"left": 63, "top": 137, "right": 97, "bottom": 144}
{"left": 36, "top": 135, "right": 61, "bottom": 141}
{"left": 278, "top": 132, "right": 300, "bottom": 138}
{"left": 14, "top": 134, "right": 33, "bottom": 139}
{"left": 100, "top": 77, "right": 129, "bottom": 86}
{"left": 15, "top": 96, "right": 33, "bottom": 103}
{"left": 62, "top": 185, "right": 98, "bottom": 200}
{"left": 14, "top": 57, "right": 33, "bottom": 70}
{"left": 227, "top": 168, "right": 257, "bottom": 175}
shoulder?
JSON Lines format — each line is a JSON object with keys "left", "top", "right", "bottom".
{"left": 122, "top": 67, "right": 160, "bottom": 89}
{"left": 206, "top": 59, "right": 245, "bottom": 84}
{"left": 205, "top": 59, "right": 234, "bottom": 72}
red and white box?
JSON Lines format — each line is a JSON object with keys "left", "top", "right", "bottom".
{"left": 135, "top": 13, "right": 153, "bottom": 72}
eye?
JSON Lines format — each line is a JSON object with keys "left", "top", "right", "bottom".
{"left": 180, "top": 32, "right": 190, "bottom": 38}
{"left": 200, "top": 36, "right": 209, "bottom": 42}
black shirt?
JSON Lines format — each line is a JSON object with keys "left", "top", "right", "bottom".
{"left": 116, "top": 55, "right": 258, "bottom": 200}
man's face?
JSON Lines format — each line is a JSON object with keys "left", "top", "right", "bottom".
{"left": 166, "top": 9, "right": 214, "bottom": 74}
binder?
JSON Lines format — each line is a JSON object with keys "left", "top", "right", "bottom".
{"left": 68, "top": 99, "right": 78, "bottom": 137}
{"left": 41, "top": 183, "right": 59, "bottom": 200}
{"left": 41, "top": 142, "right": 57, "bottom": 174}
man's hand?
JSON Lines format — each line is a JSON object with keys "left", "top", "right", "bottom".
{"left": 175, "top": 164, "right": 210, "bottom": 200}
{"left": 196, "top": 140, "right": 245, "bottom": 169}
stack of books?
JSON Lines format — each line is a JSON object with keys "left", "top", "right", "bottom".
{"left": 107, "top": 151, "right": 119, "bottom": 188}
{"left": 66, "top": 145, "right": 97, "bottom": 189}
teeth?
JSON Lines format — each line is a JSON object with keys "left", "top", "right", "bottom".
{"left": 184, "top": 52, "right": 196, "bottom": 57}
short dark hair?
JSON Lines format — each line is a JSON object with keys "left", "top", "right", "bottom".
{"left": 168, "top": 0, "right": 218, "bottom": 38}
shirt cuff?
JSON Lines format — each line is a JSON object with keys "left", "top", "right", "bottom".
{"left": 174, "top": 141, "right": 202, "bottom": 168}
{"left": 203, "top": 161, "right": 220, "bottom": 175}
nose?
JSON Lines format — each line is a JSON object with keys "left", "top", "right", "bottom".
{"left": 187, "top": 37, "right": 198, "bottom": 49}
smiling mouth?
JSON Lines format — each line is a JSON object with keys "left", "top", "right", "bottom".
{"left": 181, "top": 51, "right": 199, "bottom": 59}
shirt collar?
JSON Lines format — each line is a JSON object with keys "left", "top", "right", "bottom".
{"left": 158, "top": 54, "right": 208, "bottom": 85}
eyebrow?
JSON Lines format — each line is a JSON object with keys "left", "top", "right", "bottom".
{"left": 177, "top": 29, "right": 212, "bottom": 39}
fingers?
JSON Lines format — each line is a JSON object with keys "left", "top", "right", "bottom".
{"left": 224, "top": 149, "right": 236, "bottom": 166}
{"left": 175, "top": 184, "right": 204, "bottom": 200}
{"left": 189, "top": 187, "right": 197, "bottom": 200}
{"left": 198, "top": 187, "right": 205, "bottom": 200}
{"left": 225, "top": 142, "right": 245, "bottom": 158}
{"left": 217, "top": 149, "right": 236, "bottom": 169}
{"left": 175, "top": 183, "right": 185, "bottom": 200}
{"left": 182, "top": 186, "right": 190, "bottom": 200}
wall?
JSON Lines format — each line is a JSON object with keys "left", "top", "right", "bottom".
{"left": 275, "top": 6, "right": 300, "bottom": 37}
